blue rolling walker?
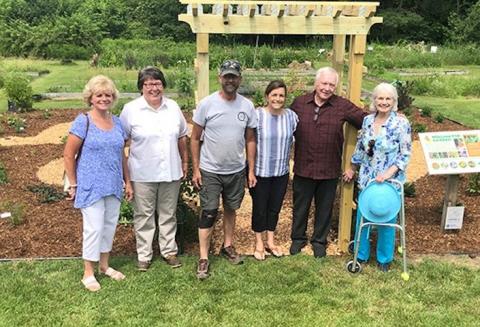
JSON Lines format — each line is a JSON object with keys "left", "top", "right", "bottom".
{"left": 346, "top": 179, "right": 409, "bottom": 280}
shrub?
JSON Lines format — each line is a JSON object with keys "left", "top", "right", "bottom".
{"left": 434, "top": 113, "right": 445, "bottom": 123}
{"left": 46, "top": 44, "right": 90, "bottom": 60}
{"left": 27, "top": 183, "right": 65, "bottom": 203}
{"left": 403, "top": 107, "right": 412, "bottom": 117}
{"left": 467, "top": 173, "right": 480, "bottom": 195}
{"left": 0, "top": 201, "right": 25, "bottom": 226}
{"left": 118, "top": 199, "right": 134, "bottom": 225}
{"left": 4, "top": 74, "right": 33, "bottom": 112}
{"left": 412, "top": 122, "right": 427, "bottom": 133}
{"left": 393, "top": 80, "right": 414, "bottom": 111}
{"left": 111, "top": 98, "right": 130, "bottom": 117}
{"left": 252, "top": 90, "right": 264, "bottom": 108}
{"left": 0, "top": 162, "right": 8, "bottom": 185}
{"left": 420, "top": 106, "right": 432, "bottom": 117}
{"left": 6, "top": 115, "right": 27, "bottom": 133}
{"left": 403, "top": 182, "right": 416, "bottom": 197}
{"left": 258, "top": 46, "right": 274, "bottom": 69}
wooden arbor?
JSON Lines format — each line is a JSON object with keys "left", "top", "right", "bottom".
{"left": 178, "top": 1, "right": 382, "bottom": 252}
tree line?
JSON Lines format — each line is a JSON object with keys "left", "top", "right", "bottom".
{"left": 0, "top": 0, "right": 479, "bottom": 59}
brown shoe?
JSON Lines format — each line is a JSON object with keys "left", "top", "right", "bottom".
{"left": 196, "top": 259, "right": 209, "bottom": 280}
{"left": 164, "top": 255, "right": 182, "bottom": 268}
{"left": 137, "top": 260, "right": 151, "bottom": 272}
{"left": 220, "top": 245, "right": 244, "bottom": 265}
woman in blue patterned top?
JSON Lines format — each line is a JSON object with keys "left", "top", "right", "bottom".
{"left": 64, "top": 75, "right": 133, "bottom": 291}
{"left": 343, "top": 82, "right": 412, "bottom": 272}
{"left": 250, "top": 80, "right": 298, "bottom": 260}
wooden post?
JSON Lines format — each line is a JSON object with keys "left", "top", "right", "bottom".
{"left": 441, "top": 174, "right": 460, "bottom": 231}
{"left": 338, "top": 34, "right": 366, "bottom": 253}
{"left": 196, "top": 33, "right": 210, "bottom": 103}
{"left": 332, "top": 34, "right": 346, "bottom": 95}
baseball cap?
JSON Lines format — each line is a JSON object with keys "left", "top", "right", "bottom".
{"left": 219, "top": 60, "right": 241, "bottom": 77}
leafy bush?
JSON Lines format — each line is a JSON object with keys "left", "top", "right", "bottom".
{"left": 252, "top": 90, "right": 264, "bottom": 108}
{"left": 467, "top": 173, "right": 480, "bottom": 195}
{"left": 0, "top": 201, "right": 25, "bottom": 226}
{"left": 258, "top": 46, "right": 274, "bottom": 69}
{"left": 111, "top": 98, "right": 130, "bottom": 117}
{"left": 420, "top": 106, "right": 432, "bottom": 117}
{"left": 434, "top": 113, "right": 445, "bottom": 123}
{"left": 0, "top": 162, "right": 8, "bottom": 185}
{"left": 46, "top": 44, "right": 90, "bottom": 60}
{"left": 27, "top": 183, "right": 65, "bottom": 203}
{"left": 412, "top": 122, "right": 427, "bottom": 133}
{"left": 403, "top": 182, "right": 416, "bottom": 198}
{"left": 403, "top": 107, "right": 412, "bottom": 117}
{"left": 6, "top": 115, "right": 27, "bottom": 133}
{"left": 393, "top": 80, "right": 414, "bottom": 110}
{"left": 118, "top": 199, "right": 134, "bottom": 225}
{"left": 4, "top": 74, "right": 33, "bottom": 112}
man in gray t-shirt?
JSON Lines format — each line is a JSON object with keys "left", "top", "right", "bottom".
{"left": 191, "top": 59, "right": 257, "bottom": 280}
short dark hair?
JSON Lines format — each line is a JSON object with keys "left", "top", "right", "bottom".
{"left": 265, "top": 80, "right": 287, "bottom": 97}
{"left": 137, "top": 66, "right": 167, "bottom": 93}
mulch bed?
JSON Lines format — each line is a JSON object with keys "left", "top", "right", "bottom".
{"left": 0, "top": 108, "right": 479, "bottom": 259}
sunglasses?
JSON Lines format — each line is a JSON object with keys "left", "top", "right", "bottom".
{"left": 367, "top": 139, "right": 375, "bottom": 157}
{"left": 313, "top": 107, "right": 320, "bottom": 122}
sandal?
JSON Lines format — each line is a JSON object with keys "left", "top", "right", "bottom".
{"left": 253, "top": 249, "right": 266, "bottom": 261}
{"left": 101, "top": 267, "right": 126, "bottom": 281}
{"left": 265, "top": 246, "right": 283, "bottom": 258}
{"left": 82, "top": 275, "right": 101, "bottom": 292}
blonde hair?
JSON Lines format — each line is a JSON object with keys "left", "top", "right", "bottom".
{"left": 83, "top": 75, "right": 119, "bottom": 106}
{"left": 370, "top": 83, "right": 399, "bottom": 112}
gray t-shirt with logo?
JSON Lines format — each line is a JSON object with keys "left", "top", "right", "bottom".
{"left": 193, "top": 91, "right": 257, "bottom": 174}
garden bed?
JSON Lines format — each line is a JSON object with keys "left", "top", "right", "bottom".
{"left": 0, "top": 108, "right": 479, "bottom": 259}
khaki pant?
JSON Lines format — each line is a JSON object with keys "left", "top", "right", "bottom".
{"left": 132, "top": 180, "right": 181, "bottom": 261}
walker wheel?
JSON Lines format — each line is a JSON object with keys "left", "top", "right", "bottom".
{"left": 401, "top": 272, "right": 410, "bottom": 281}
{"left": 397, "top": 246, "right": 403, "bottom": 254}
{"left": 346, "top": 260, "right": 362, "bottom": 274}
{"left": 348, "top": 241, "right": 355, "bottom": 254}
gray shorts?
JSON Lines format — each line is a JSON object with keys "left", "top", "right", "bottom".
{"left": 199, "top": 169, "right": 246, "bottom": 211}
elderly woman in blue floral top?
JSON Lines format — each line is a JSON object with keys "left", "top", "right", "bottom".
{"left": 343, "top": 82, "right": 412, "bottom": 272}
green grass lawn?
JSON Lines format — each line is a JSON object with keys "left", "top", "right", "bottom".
{"left": 1, "top": 255, "right": 479, "bottom": 326}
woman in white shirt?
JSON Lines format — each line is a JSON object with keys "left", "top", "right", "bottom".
{"left": 120, "top": 67, "right": 188, "bottom": 271}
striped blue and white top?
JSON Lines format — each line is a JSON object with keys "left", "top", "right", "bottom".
{"left": 255, "top": 107, "right": 298, "bottom": 177}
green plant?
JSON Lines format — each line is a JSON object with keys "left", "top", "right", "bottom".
{"left": 42, "top": 109, "right": 51, "bottom": 119}
{"left": 4, "top": 73, "right": 33, "bottom": 112}
{"left": 60, "top": 135, "right": 68, "bottom": 144}
{"left": 111, "top": 98, "right": 130, "bottom": 117}
{"left": 27, "top": 183, "right": 65, "bottom": 203}
{"left": 434, "top": 112, "right": 445, "bottom": 123}
{"left": 6, "top": 115, "right": 27, "bottom": 133}
{"left": 403, "top": 182, "right": 416, "bottom": 197}
{"left": 175, "top": 61, "right": 194, "bottom": 96}
{"left": 0, "top": 201, "right": 25, "bottom": 226}
{"left": 403, "top": 107, "right": 412, "bottom": 117}
{"left": 118, "top": 199, "right": 134, "bottom": 225}
{"left": 467, "top": 173, "right": 480, "bottom": 195}
{"left": 412, "top": 122, "right": 427, "bottom": 133}
{"left": 393, "top": 80, "right": 415, "bottom": 111}
{"left": 252, "top": 90, "right": 264, "bottom": 108}
{"left": 420, "top": 106, "right": 432, "bottom": 117}
{"left": 0, "top": 162, "right": 8, "bottom": 185}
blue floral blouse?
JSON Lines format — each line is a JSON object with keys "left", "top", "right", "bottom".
{"left": 351, "top": 112, "right": 412, "bottom": 190}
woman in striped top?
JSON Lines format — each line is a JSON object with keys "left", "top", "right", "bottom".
{"left": 250, "top": 80, "right": 298, "bottom": 260}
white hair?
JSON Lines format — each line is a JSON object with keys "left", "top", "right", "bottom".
{"left": 315, "top": 67, "right": 339, "bottom": 84}
{"left": 370, "top": 82, "right": 399, "bottom": 112}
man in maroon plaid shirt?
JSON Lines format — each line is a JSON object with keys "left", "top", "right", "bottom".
{"left": 289, "top": 67, "right": 366, "bottom": 258}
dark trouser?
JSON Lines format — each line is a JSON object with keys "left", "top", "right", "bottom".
{"left": 291, "top": 175, "right": 338, "bottom": 250}
{"left": 250, "top": 174, "right": 289, "bottom": 232}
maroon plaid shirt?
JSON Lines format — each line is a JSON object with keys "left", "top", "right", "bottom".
{"left": 291, "top": 92, "right": 366, "bottom": 180}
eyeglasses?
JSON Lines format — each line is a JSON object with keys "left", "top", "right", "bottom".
{"left": 143, "top": 82, "right": 163, "bottom": 89}
{"left": 367, "top": 139, "right": 375, "bottom": 157}
{"left": 313, "top": 107, "right": 320, "bottom": 122}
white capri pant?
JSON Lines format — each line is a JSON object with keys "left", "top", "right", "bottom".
{"left": 80, "top": 196, "right": 121, "bottom": 262}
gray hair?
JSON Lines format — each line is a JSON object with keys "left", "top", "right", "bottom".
{"left": 315, "top": 67, "right": 339, "bottom": 84}
{"left": 370, "top": 82, "right": 399, "bottom": 112}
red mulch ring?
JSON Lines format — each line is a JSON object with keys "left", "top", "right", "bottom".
{"left": 0, "top": 108, "right": 479, "bottom": 259}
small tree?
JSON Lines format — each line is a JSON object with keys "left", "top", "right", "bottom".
{"left": 4, "top": 74, "right": 33, "bottom": 112}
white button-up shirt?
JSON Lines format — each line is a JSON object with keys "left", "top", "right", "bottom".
{"left": 120, "top": 96, "right": 188, "bottom": 182}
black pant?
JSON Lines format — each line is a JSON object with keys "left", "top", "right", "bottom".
{"left": 291, "top": 175, "right": 338, "bottom": 250}
{"left": 250, "top": 174, "right": 289, "bottom": 232}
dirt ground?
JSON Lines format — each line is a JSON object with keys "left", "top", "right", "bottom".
{"left": 0, "top": 108, "right": 479, "bottom": 260}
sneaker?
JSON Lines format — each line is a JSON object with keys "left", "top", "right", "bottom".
{"left": 164, "top": 255, "right": 182, "bottom": 268}
{"left": 220, "top": 245, "right": 244, "bottom": 265}
{"left": 137, "top": 260, "right": 151, "bottom": 272}
{"left": 196, "top": 259, "right": 209, "bottom": 280}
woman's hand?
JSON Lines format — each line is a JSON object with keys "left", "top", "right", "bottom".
{"left": 248, "top": 171, "right": 257, "bottom": 188}
{"left": 181, "top": 162, "right": 188, "bottom": 180}
{"left": 66, "top": 186, "right": 76, "bottom": 201}
{"left": 124, "top": 182, "right": 134, "bottom": 201}
{"left": 343, "top": 169, "right": 355, "bottom": 182}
